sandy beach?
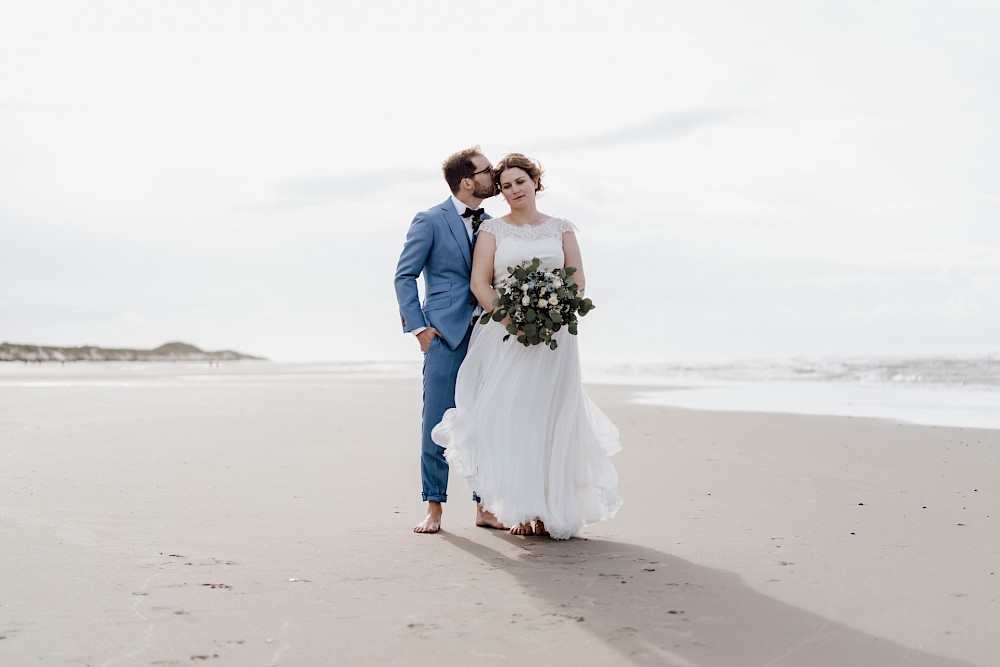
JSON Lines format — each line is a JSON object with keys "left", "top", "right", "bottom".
{"left": 1, "top": 364, "right": 997, "bottom": 666}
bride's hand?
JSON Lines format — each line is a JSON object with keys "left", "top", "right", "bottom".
{"left": 499, "top": 315, "right": 523, "bottom": 336}
{"left": 498, "top": 316, "right": 525, "bottom": 337}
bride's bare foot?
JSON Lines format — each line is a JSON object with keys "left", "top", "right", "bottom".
{"left": 475, "top": 504, "right": 506, "bottom": 529}
{"left": 533, "top": 518, "right": 549, "bottom": 537}
{"left": 413, "top": 501, "right": 442, "bottom": 534}
{"left": 509, "top": 522, "right": 534, "bottom": 536}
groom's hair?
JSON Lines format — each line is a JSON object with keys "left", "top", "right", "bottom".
{"left": 442, "top": 146, "right": 482, "bottom": 194}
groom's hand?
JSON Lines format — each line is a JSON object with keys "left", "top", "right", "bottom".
{"left": 417, "top": 327, "right": 439, "bottom": 353}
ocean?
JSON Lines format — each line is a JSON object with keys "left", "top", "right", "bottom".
{"left": 2, "top": 355, "right": 998, "bottom": 430}
{"left": 585, "top": 356, "right": 1000, "bottom": 430}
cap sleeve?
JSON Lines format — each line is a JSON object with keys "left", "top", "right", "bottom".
{"left": 556, "top": 218, "right": 579, "bottom": 234}
{"left": 479, "top": 218, "right": 503, "bottom": 236}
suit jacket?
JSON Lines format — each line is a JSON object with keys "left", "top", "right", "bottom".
{"left": 394, "top": 198, "right": 488, "bottom": 350}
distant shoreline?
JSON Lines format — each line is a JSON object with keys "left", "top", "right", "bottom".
{"left": 0, "top": 341, "right": 264, "bottom": 363}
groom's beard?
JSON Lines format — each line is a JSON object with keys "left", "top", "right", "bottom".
{"left": 473, "top": 180, "right": 498, "bottom": 199}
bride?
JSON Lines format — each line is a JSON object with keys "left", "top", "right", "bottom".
{"left": 432, "top": 153, "right": 622, "bottom": 540}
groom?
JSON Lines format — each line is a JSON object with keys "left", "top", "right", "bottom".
{"left": 394, "top": 146, "right": 504, "bottom": 534}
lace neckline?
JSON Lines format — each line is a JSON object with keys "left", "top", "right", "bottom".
{"left": 480, "top": 216, "right": 576, "bottom": 242}
{"left": 496, "top": 215, "right": 555, "bottom": 228}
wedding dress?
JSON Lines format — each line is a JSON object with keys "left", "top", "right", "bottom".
{"left": 432, "top": 217, "right": 622, "bottom": 539}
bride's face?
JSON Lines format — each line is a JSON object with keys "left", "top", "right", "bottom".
{"left": 498, "top": 167, "right": 537, "bottom": 209}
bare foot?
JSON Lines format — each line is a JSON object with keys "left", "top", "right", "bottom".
{"left": 475, "top": 505, "right": 507, "bottom": 529}
{"left": 413, "top": 501, "right": 442, "bottom": 534}
{"left": 509, "top": 522, "right": 533, "bottom": 536}
{"left": 533, "top": 519, "right": 549, "bottom": 537}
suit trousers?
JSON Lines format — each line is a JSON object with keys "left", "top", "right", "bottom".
{"left": 420, "top": 324, "right": 477, "bottom": 502}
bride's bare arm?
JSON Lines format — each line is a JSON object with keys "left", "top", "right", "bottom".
{"left": 562, "top": 231, "right": 586, "bottom": 296}
{"left": 471, "top": 231, "right": 500, "bottom": 311}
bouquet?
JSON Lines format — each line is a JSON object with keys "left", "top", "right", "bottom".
{"left": 478, "top": 257, "right": 595, "bottom": 350}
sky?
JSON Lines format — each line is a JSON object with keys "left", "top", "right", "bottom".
{"left": 2, "top": 0, "right": 998, "bottom": 364}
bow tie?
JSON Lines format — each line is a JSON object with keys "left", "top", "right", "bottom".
{"left": 462, "top": 207, "right": 484, "bottom": 235}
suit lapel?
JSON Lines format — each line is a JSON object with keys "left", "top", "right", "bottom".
{"left": 440, "top": 200, "right": 472, "bottom": 269}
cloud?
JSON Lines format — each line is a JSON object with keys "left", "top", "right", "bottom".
{"left": 236, "top": 168, "right": 437, "bottom": 213}
{"left": 279, "top": 168, "right": 432, "bottom": 199}
{"left": 536, "top": 109, "right": 734, "bottom": 151}
{"left": 0, "top": 98, "right": 78, "bottom": 113}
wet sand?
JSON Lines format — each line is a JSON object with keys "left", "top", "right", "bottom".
{"left": 0, "top": 365, "right": 996, "bottom": 666}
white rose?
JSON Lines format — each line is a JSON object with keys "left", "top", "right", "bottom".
{"left": 539, "top": 287, "right": 547, "bottom": 295}
{"left": 549, "top": 295, "right": 559, "bottom": 305}
{"left": 522, "top": 295, "right": 531, "bottom": 306}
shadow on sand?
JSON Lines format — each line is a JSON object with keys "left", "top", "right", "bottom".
{"left": 441, "top": 532, "right": 977, "bottom": 667}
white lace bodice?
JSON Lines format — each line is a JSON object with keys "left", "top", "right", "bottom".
{"left": 478, "top": 217, "right": 578, "bottom": 287}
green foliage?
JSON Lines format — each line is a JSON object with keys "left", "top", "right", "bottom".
{"left": 476, "top": 257, "right": 597, "bottom": 351}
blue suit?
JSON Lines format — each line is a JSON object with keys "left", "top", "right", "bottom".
{"left": 394, "top": 198, "right": 485, "bottom": 502}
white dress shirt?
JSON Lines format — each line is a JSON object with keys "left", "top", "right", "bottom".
{"left": 451, "top": 195, "right": 476, "bottom": 242}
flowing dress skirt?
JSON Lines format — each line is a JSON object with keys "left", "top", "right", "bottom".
{"left": 432, "top": 320, "right": 622, "bottom": 539}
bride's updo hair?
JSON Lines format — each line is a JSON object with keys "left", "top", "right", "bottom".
{"left": 493, "top": 153, "right": 544, "bottom": 192}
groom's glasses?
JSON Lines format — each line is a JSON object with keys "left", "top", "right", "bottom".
{"left": 472, "top": 166, "right": 493, "bottom": 177}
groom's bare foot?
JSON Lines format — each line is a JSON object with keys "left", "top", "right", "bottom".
{"left": 475, "top": 504, "right": 506, "bottom": 529}
{"left": 509, "top": 522, "right": 534, "bottom": 536}
{"left": 414, "top": 501, "right": 442, "bottom": 534}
